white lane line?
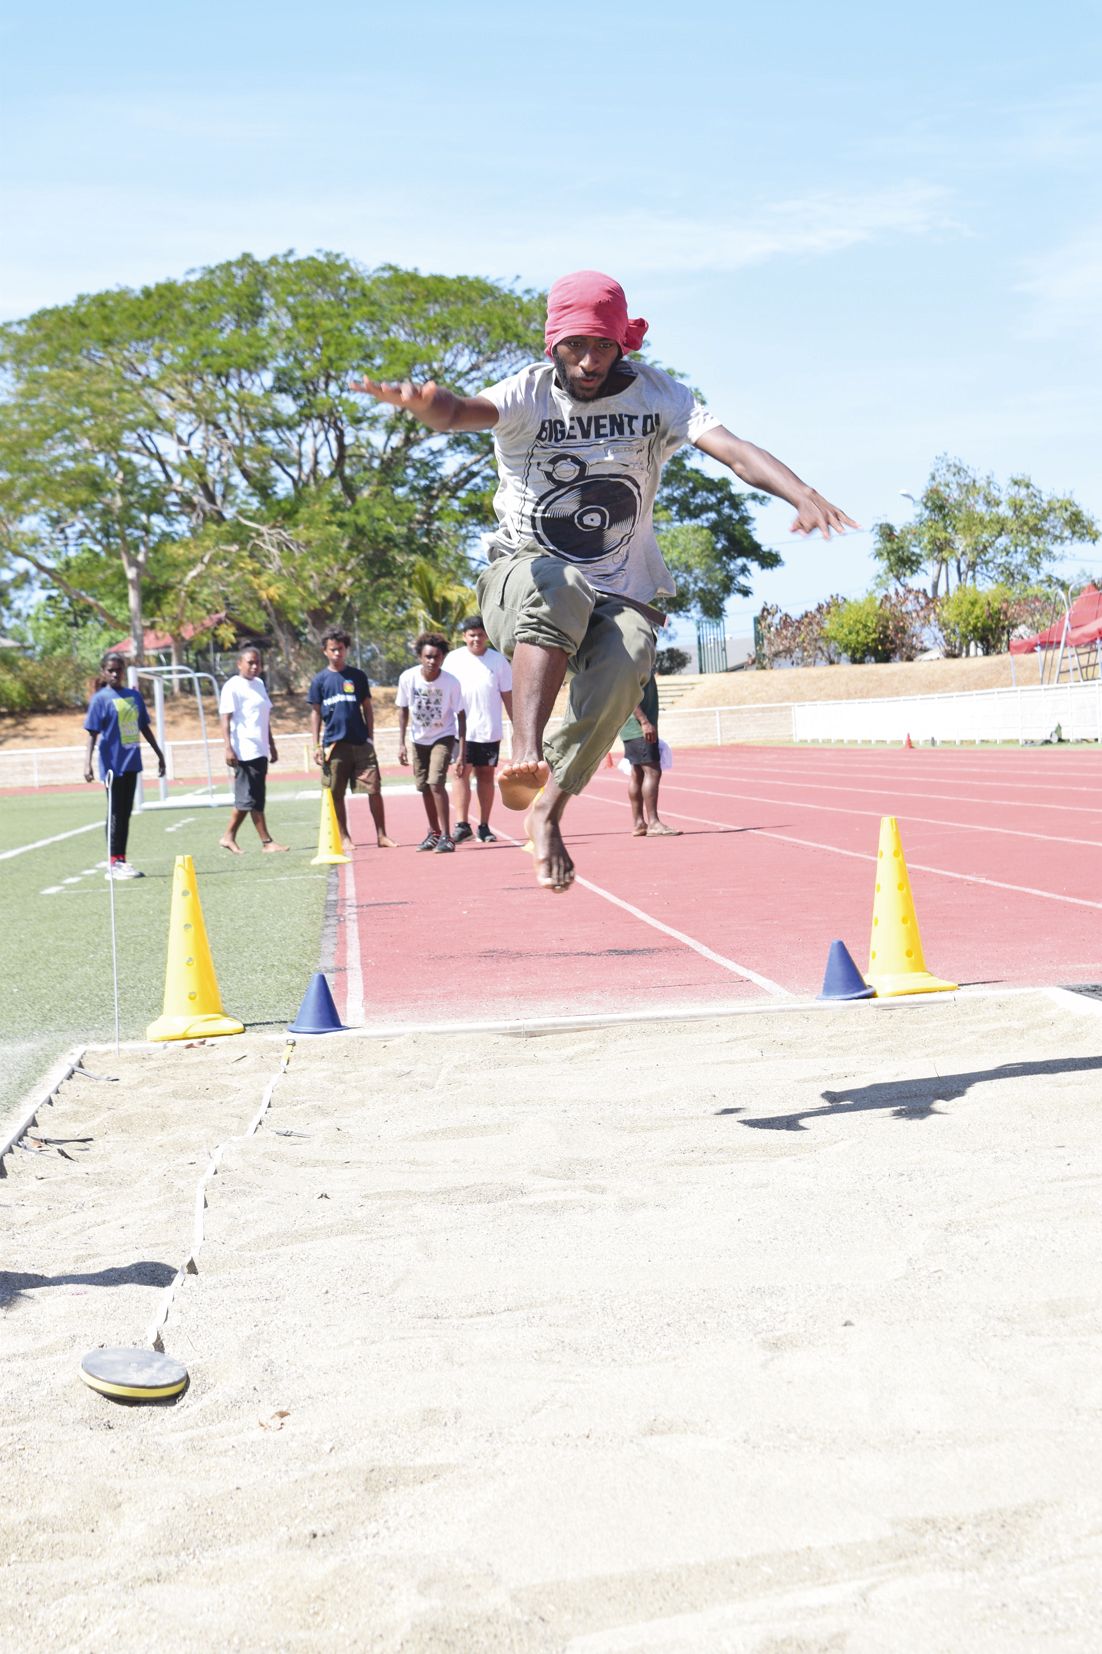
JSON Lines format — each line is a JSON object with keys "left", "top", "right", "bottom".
{"left": 680, "top": 756, "right": 1102, "bottom": 801}
{"left": 40, "top": 886, "right": 65, "bottom": 896}
{"left": 668, "top": 768, "right": 1102, "bottom": 821}
{"left": 495, "top": 827, "right": 789, "bottom": 998}
{"left": 586, "top": 793, "right": 1102, "bottom": 914}
{"left": 614, "top": 776, "right": 1102, "bottom": 848}
{"left": 0, "top": 820, "right": 102, "bottom": 862}
{"left": 342, "top": 856, "right": 365, "bottom": 1025}
{"left": 164, "top": 816, "right": 196, "bottom": 834}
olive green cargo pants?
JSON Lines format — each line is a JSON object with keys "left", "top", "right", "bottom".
{"left": 477, "top": 548, "right": 657, "bottom": 797}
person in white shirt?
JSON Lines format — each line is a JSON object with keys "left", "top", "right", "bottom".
{"left": 444, "top": 615, "right": 513, "bottom": 844}
{"left": 218, "top": 645, "right": 287, "bottom": 853}
{"left": 395, "top": 632, "right": 467, "bottom": 853}
{"left": 354, "top": 269, "right": 856, "bottom": 893}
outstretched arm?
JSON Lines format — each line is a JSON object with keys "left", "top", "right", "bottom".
{"left": 349, "top": 377, "right": 500, "bottom": 434}
{"left": 694, "top": 425, "right": 858, "bottom": 539}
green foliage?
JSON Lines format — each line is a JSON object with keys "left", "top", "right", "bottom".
{"left": 654, "top": 645, "right": 691, "bottom": 675}
{"left": 937, "top": 584, "right": 1013, "bottom": 656}
{"left": 405, "top": 556, "right": 478, "bottom": 641}
{"left": 656, "top": 453, "right": 776, "bottom": 620}
{"left": 873, "top": 455, "right": 1099, "bottom": 599}
{"left": 0, "top": 254, "right": 544, "bottom": 678}
{"left": 0, "top": 651, "right": 91, "bottom": 712}
{"left": 823, "top": 595, "right": 896, "bottom": 664}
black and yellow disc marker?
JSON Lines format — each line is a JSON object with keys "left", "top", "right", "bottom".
{"left": 79, "top": 1347, "right": 189, "bottom": 1401}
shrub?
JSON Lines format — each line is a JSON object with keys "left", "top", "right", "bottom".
{"left": 0, "top": 652, "right": 93, "bottom": 713}
{"left": 823, "top": 596, "right": 896, "bottom": 663}
{"left": 654, "top": 646, "right": 691, "bottom": 676}
{"left": 938, "top": 585, "right": 1012, "bottom": 656}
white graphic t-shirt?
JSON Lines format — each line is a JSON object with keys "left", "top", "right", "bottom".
{"left": 395, "top": 667, "right": 464, "bottom": 745}
{"left": 218, "top": 674, "right": 272, "bottom": 761}
{"left": 480, "top": 359, "right": 722, "bottom": 606}
{"left": 442, "top": 646, "right": 512, "bottom": 742}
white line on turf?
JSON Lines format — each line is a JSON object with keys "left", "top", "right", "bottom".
{"left": 494, "top": 827, "right": 789, "bottom": 998}
{"left": 0, "top": 820, "right": 102, "bottom": 862}
{"left": 343, "top": 856, "right": 365, "bottom": 1025}
{"left": 587, "top": 793, "right": 1102, "bottom": 913}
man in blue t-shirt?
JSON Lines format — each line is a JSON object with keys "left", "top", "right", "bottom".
{"left": 307, "top": 627, "right": 395, "bottom": 852}
{"left": 82, "top": 650, "right": 167, "bottom": 879}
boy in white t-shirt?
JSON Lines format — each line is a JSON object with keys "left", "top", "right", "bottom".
{"left": 444, "top": 614, "right": 513, "bottom": 844}
{"left": 395, "top": 632, "right": 467, "bottom": 853}
{"left": 218, "top": 646, "right": 288, "bottom": 853}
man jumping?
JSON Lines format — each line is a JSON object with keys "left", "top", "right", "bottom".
{"left": 353, "top": 270, "right": 856, "bottom": 892}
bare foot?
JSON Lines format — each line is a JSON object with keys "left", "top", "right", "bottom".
{"left": 647, "top": 821, "right": 682, "bottom": 837}
{"left": 261, "top": 840, "right": 290, "bottom": 853}
{"left": 376, "top": 834, "right": 398, "bottom": 848}
{"left": 631, "top": 822, "right": 648, "bottom": 837}
{"left": 341, "top": 836, "right": 355, "bottom": 853}
{"left": 524, "top": 796, "right": 574, "bottom": 893}
{"left": 498, "top": 757, "right": 550, "bottom": 812}
{"left": 219, "top": 836, "right": 244, "bottom": 855}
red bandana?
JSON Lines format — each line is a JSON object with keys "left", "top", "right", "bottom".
{"left": 544, "top": 270, "right": 648, "bottom": 358}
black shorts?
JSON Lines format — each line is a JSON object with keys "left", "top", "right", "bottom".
{"left": 465, "top": 740, "right": 501, "bottom": 769}
{"left": 623, "top": 737, "right": 661, "bottom": 770}
{"left": 233, "top": 756, "right": 268, "bottom": 810}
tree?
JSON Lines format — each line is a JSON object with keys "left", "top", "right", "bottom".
{"left": 0, "top": 254, "right": 543, "bottom": 675}
{"left": 406, "top": 556, "right": 478, "bottom": 637}
{"left": 823, "top": 595, "right": 896, "bottom": 663}
{"left": 872, "top": 455, "right": 1098, "bottom": 600}
{"left": 655, "top": 453, "right": 777, "bottom": 620}
{"left": 937, "top": 584, "right": 1013, "bottom": 657}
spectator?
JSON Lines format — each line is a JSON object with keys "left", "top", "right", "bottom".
{"left": 396, "top": 633, "right": 467, "bottom": 853}
{"left": 218, "top": 645, "right": 288, "bottom": 854}
{"left": 620, "top": 674, "right": 680, "bottom": 837}
{"left": 444, "top": 615, "right": 513, "bottom": 843}
{"left": 82, "top": 650, "right": 167, "bottom": 880}
{"left": 308, "top": 628, "right": 396, "bottom": 852}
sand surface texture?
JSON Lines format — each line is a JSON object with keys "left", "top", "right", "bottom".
{"left": 3, "top": 990, "right": 1101, "bottom": 1651}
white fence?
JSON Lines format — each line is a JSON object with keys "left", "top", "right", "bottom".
{"left": 3, "top": 681, "right": 1099, "bottom": 790}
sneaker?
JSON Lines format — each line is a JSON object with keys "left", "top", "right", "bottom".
{"left": 416, "top": 834, "right": 439, "bottom": 852}
{"left": 434, "top": 834, "right": 455, "bottom": 853}
{"left": 453, "top": 821, "right": 474, "bottom": 843}
{"left": 476, "top": 823, "right": 497, "bottom": 844}
{"left": 105, "top": 861, "right": 144, "bottom": 880}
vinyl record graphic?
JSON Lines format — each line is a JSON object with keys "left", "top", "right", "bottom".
{"left": 532, "top": 455, "right": 641, "bottom": 562}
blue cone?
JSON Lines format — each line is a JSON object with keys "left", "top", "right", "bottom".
{"left": 289, "top": 972, "right": 347, "bottom": 1034}
{"left": 817, "top": 939, "right": 875, "bottom": 1002}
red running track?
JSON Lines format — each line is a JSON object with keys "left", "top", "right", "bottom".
{"left": 331, "top": 745, "right": 1102, "bottom": 1026}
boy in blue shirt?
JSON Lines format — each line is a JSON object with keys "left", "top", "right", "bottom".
{"left": 82, "top": 650, "right": 167, "bottom": 879}
{"left": 307, "top": 628, "right": 396, "bottom": 852}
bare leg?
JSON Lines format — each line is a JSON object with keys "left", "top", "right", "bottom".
{"left": 429, "top": 782, "right": 450, "bottom": 837}
{"left": 644, "top": 770, "right": 681, "bottom": 835}
{"left": 331, "top": 783, "right": 354, "bottom": 851}
{"left": 369, "top": 793, "right": 396, "bottom": 847}
{"left": 498, "top": 642, "right": 568, "bottom": 810}
{"left": 523, "top": 778, "right": 575, "bottom": 893}
{"left": 421, "top": 789, "right": 441, "bottom": 835}
{"left": 250, "top": 809, "right": 288, "bottom": 851}
{"left": 475, "top": 767, "right": 496, "bottom": 828}
{"left": 220, "top": 809, "right": 246, "bottom": 853}
{"left": 627, "top": 766, "right": 648, "bottom": 836}
{"left": 451, "top": 767, "right": 472, "bottom": 827}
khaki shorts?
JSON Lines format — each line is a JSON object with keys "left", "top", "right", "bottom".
{"left": 322, "top": 740, "right": 380, "bottom": 797}
{"left": 411, "top": 738, "right": 453, "bottom": 791}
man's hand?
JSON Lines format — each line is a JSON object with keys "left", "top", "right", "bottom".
{"left": 269, "top": 742, "right": 279, "bottom": 765}
{"left": 224, "top": 746, "right": 237, "bottom": 770}
{"left": 156, "top": 758, "right": 166, "bottom": 778}
{"left": 349, "top": 377, "right": 456, "bottom": 429}
{"left": 790, "top": 489, "right": 859, "bottom": 540}
{"left": 641, "top": 720, "right": 658, "bottom": 744}
{"left": 398, "top": 744, "right": 409, "bottom": 767}
{"left": 454, "top": 759, "right": 467, "bottom": 780}
{"left": 83, "top": 767, "right": 94, "bottom": 784}
{"left": 313, "top": 745, "right": 323, "bottom": 769}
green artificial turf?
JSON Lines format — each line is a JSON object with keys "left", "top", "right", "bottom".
{"left": 0, "top": 789, "right": 330, "bottom": 1131}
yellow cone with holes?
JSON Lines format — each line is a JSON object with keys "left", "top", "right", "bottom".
{"left": 147, "top": 855, "right": 244, "bottom": 1040}
{"left": 310, "top": 787, "right": 351, "bottom": 865}
{"left": 866, "top": 816, "right": 958, "bottom": 997}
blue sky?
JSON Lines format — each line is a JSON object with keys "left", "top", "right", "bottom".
{"left": 3, "top": 0, "right": 1100, "bottom": 639}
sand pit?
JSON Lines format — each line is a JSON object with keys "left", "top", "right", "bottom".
{"left": 3, "top": 990, "right": 1102, "bottom": 1651}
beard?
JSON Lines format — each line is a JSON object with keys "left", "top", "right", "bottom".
{"left": 552, "top": 346, "right": 617, "bottom": 402}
